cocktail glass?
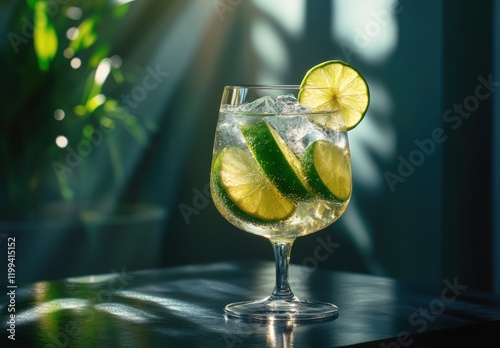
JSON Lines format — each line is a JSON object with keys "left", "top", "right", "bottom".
{"left": 210, "top": 85, "right": 351, "bottom": 321}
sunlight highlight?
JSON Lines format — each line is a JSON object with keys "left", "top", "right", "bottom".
{"left": 110, "top": 55, "right": 123, "bottom": 68}
{"left": 94, "top": 303, "right": 158, "bottom": 323}
{"left": 17, "top": 298, "right": 89, "bottom": 324}
{"left": 253, "top": 0, "right": 306, "bottom": 37}
{"left": 66, "top": 274, "right": 119, "bottom": 284}
{"left": 350, "top": 82, "right": 397, "bottom": 190}
{"left": 55, "top": 135, "right": 68, "bottom": 148}
{"left": 66, "top": 27, "right": 79, "bottom": 40}
{"left": 66, "top": 7, "right": 82, "bottom": 20}
{"left": 54, "top": 109, "right": 65, "bottom": 120}
{"left": 70, "top": 57, "right": 81, "bottom": 69}
{"left": 113, "top": 0, "right": 135, "bottom": 4}
{"left": 117, "top": 290, "right": 215, "bottom": 317}
{"left": 251, "top": 18, "right": 289, "bottom": 83}
{"left": 63, "top": 47, "right": 74, "bottom": 58}
{"left": 332, "top": 0, "right": 398, "bottom": 63}
{"left": 95, "top": 58, "right": 112, "bottom": 85}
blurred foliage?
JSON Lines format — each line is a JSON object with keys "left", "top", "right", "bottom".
{"left": 33, "top": 1, "right": 58, "bottom": 70}
{"left": 0, "top": 0, "right": 154, "bottom": 219}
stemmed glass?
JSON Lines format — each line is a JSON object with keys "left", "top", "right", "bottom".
{"left": 210, "top": 86, "right": 352, "bottom": 321}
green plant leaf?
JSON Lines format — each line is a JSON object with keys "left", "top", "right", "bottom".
{"left": 111, "top": 68, "right": 125, "bottom": 84}
{"left": 80, "top": 69, "right": 107, "bottom": 114}
{"left": 100, "top": 116, "right": 115, "bottom": 129}
{"left": 33, "top": 1, "right": 58, "bottom": 71}
{"left": 113, "top": 3, "right": 131, "bottom": 18}
{"left": 99, "top": 100, "right": 140, "bottom": 135}
{"left": 70, "top": 16, "right": 99, "bottom": 53}
{"left": 85, "top": 94, "right": 106, "bottom": 113}
{"left": 89, "top": 44, "right": 110, "bottom": 68}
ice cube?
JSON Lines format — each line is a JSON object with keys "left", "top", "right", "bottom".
{"left": 266, "top": 115, "right": 326, "bottom": 155}
{"left": 275, "top": 94, "right": 310, "bottom": 114}
{"left": 217, "top": 112, "right": 246, "bottom": 146}
{"left": 237, "top": 96, "right": 278, "bottom": 114}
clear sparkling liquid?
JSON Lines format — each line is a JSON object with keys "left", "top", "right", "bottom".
{"left": 211, "top": 107, "right": 351, "bottom": 242}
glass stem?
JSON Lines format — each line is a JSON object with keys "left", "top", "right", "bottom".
{"left": 270, "top": 241, "right": 295, "bottom": 300}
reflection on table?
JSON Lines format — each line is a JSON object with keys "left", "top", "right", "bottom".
{"left": 2, "top": 261, "right": 499, "bottom": 347}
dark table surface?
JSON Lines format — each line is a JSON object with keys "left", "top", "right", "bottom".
{"left": 1, "top": 261, "right": 499, "bottom": 347}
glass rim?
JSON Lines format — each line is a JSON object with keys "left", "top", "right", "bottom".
{"left": 224, "top": 84, "right": 332, "bottom": 90}
{"left": 220, "top": 84, "right": 344, "bottom": 117}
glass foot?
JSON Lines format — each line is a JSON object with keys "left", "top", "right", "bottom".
{"left": 224, "top": 296, "right": 339, "bottom": 322}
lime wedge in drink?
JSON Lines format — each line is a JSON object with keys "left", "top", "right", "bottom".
{"left": 302, "top": 140, "right": 352, "bottom": 201}
{"left": 239, "top": 121, "right": 312, "bottom": 200}
{"left": 212, "top": 146, "right": 295, "bottom": 222}
{"left": 298, "top": 60, "right": 369, "bottom": 130}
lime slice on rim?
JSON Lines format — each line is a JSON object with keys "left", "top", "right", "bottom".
{"left": 212, "top": 147, "right": 295, "bottom": 222}
{"left": 239, "top": 121, "right": 312, "bottom": 200}
{"left": 302, "top": 140, "right": 352, "bottom": 201}
{"left": 298, "top": 60, "right": 369, "bottom": 130}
